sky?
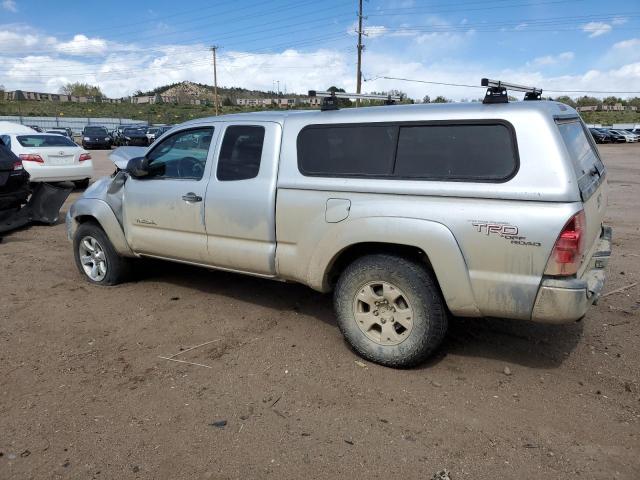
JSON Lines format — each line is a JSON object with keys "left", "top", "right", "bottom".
{"left": 1, "top": 0, "right": 639, "bottom": 101}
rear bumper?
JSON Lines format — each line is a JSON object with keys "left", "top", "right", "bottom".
{"left": 531, "top": 225, "right": 612, "bottom": 324}
{"left": 24, "top": 162, "right": 94, "bottom": 182}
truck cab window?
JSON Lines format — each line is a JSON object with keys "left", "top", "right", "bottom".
{"left": 217, "top": 126, "right": 265, "bottom": 181}
{"left": 145, "top": 127, "right": 213, "bottom": 180}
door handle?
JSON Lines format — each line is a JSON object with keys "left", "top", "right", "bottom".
{"left": 182, "top": 192, "right": 202, "bottom": 203}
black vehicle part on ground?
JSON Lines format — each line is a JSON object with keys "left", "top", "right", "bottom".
{"left": 0, "top": 182, "right": 72, "bottom": 234}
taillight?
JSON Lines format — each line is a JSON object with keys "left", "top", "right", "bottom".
{"left": 13, "top": 160, "right": 23, "bottom": 171}
{"left": 19, "top": 154, "right": 44, "bottom": 163}
{"left": 545, "top": 210, "right": 586, "bottom": 276}
{"left": 79, "top": 153, "right": 91, "bottom": 162}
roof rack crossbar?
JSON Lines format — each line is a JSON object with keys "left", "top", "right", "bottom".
{"left": 308, "top": 90, "right": 402, "bottom": 111}
{"left": 481, "top": 78, "right": 543, "bottom": 104}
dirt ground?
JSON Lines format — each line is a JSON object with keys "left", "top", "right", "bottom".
{"left": 1, "top": 144, "right": 639, "bottom": 480}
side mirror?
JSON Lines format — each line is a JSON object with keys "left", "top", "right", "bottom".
{"left": 126, "top": 156, "right": 149, "bottom": 178}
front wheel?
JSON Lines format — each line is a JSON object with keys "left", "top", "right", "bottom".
{"left": 73, "top": 222, "right": 131, "bottom": 285}
{"left": 334, "top": 254, "right": 448, "bottom": 368}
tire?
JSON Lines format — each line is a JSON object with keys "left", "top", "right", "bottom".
{"left": 74, "top": 178, "right": 90, "bottom": 189}
{"left": 334, "top": 254, "right": 448, "bottom": 368}
{"left": 73, "top": 222, "right": 131, "bottom": 286}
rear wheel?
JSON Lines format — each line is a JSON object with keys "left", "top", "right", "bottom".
{"left": 334, "top": 254, "right": 448, "bottom": 368}
{"left": 73, "top": 222, "right": 131, "bottom": 285}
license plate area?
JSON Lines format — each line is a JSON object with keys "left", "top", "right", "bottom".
{"left": 48, "top": 156, "right": 74, "bottom": 166}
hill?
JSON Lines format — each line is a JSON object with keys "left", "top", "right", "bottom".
{"left": 135, "top": 80, "right": 305, "bottom": 102}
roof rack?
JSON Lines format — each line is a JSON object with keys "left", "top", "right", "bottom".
{"left": 481, "top": 78, "right": 543, "bottom": 104}
{"left": 308, "top": 90, "right": 402, "bottom": 111}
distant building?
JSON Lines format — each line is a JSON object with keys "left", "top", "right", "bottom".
{"left": 2, "top": 89, "right": 126, "bottom": 103}
{"left": 236, "top": 97, "right": 319, "bottom": 108}
{"left": 576, "top": 104, "right": 637, "bottom": 112}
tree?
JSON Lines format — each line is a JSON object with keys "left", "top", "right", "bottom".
{"left": 327, "top": 86, "right": 352, "bottom": 107}
{"left": 422, "top": 95, "right": 431, "bottom": 104}
{"left": 554, "top": 96, "right": 576, "bottom": 107}
{"left": 627, "top": 97, "right": 640, "bottom": 108}
{"left": 575, "top": 96, "right": 601, "bottom": 107}
{"left": 432, "top": 96, "right": 450, "bottom": 103}
{"left": 60, "top": 82, "right": 104, "bottom": 98}
{"left": 602, "top": 96, "right": 622, "bottom": 106}
{"left": 222, "top": 96, "right": 234, "bottom": 107}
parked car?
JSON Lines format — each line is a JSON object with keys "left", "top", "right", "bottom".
{"left": 66, "top": 94, "right": 611, "bottom": 367}
{"left": 0, "top": 137, "right": 71, "bottom": 235}
{"left": 620, "top": 129, "right": 640, "bottom": 141}
{"left": 589, "top": 128, "right": 611, "bottom": 144}
{"left": 598, "top": 128, "right": 626, "bottom": 143}
{"left": 26, "top": 125, "right": 43, "bottom": 133}
{"left": 121, "top": 126, "right": 149, "bottom": 146}
{"left": 609, "top": 129, "right": 638, "bottom": 143}
{"left": 0, "top": 133, "right": 93, "bottom": 188}
{"left": 145, "top": 126, "right": 164, "bottom": 144}
{"left": 47, "top": 127, "right": 74, "bottom": 139}
{"left": 81, "top": 126, "right": 112, "bottom": 149}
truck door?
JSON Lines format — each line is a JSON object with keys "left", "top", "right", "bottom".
{"left": 123, "top": 125, "right": 217, "bottom": 263}
{"left": 203, "top": 121, "right": 281, "bottom": 275}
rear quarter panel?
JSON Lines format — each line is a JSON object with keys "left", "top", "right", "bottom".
{"left": 276, "top": 189, "right": 581, "bottom": 319}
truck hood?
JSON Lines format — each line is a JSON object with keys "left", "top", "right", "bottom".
{"left": 109, "top": 146, "right": 147, "bottom": 170}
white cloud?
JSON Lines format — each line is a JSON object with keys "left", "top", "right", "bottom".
{"left": 530, "top": 51, "right": 574, "bottom": 66}
{"left": 364, "top": 25, "right": 387, "bottom": 38}
{"left": 2, "top": 0, "right": 17, "bottom": 12}
{"left": 55, "top": 34, "right": 109, "bottom": 56}
{"left": 582, "top": 22, "right": 612, "bottom": 38}
{"left": 0, "top": 24, "right": 638, "bottom": 101}
{"left": 611, "top": 17, "right": 628, "bottom": 26}
{"left": 613, "top": 38, "right": 640, "bottom": 50}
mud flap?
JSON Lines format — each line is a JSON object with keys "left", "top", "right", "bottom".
{"left": 0, "top": 183, "right": 72, "bottom": 234}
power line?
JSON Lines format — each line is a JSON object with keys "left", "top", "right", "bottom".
{"left": 365, "top": 76, "right": 640, "bottom": 95}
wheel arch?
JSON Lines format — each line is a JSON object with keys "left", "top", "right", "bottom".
{"left": 68, "top": 198, "right": 134, "bottom": 257}
{"left": 308, "top": 217, "right": 480, "bottom": 317}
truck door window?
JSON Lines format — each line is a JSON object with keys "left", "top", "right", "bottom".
{"left": 217, "top": 125, "right": 265, "bottom": 181}
{"left": 145, "top": 127, "right": 213, "bottom": 180}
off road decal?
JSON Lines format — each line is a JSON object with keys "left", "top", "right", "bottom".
{"left": 470, "top": 220, "right": 541, "bottom": 247}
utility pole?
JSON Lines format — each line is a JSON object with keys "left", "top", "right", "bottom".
{"left": 211, "top": 45, "right": 219, "bottom": 115}
{"left": 356, "top": 0, "right": 365, "bottom": 107}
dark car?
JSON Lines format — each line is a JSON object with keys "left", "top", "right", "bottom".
{"left": 122, "top": 126, "right": 149, "bottom": 146}
{"left": 0, "top": 138, "right": 71, "bottom": 236}
{"left": 81, "top": 126, "right": 112, "bottom": 149}
{"left": 598, "top": 128, "right": 626, "bottom": 143}
{"left": 26, "top": 125, "right": 43, "bottom": 133}
{"left": 112, "top": 124, "right": 139, "bottom": 146}
{"left": 589, "top": 128, "right": 611, "bottom": 144}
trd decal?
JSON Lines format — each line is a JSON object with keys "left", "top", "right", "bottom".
{"left": 471, "top": 221, "right": 541, "bottom": 247}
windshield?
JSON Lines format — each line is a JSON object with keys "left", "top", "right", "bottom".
{"left": 84, "top": 127, "right": 108, "bottom": 135}
{"left": 124, "top": 128, "right": 145, "bottom": 135}
{"left": 17, "top": 135, "right": 77, "bottom": 148}
{"left": 147, "top": 128, "right": 159, "bottom": 134}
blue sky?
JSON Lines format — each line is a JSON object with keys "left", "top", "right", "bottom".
{"left": 1, "top": 0, "right": 639, "bottom": 99}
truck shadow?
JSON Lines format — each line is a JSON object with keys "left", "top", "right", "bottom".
{"left": 141, "top": 260, "right": 584, "bottom": 370}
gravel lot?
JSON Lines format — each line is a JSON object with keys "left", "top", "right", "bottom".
{"left": 1, "top": 144, "right": 639, "bottom": 480}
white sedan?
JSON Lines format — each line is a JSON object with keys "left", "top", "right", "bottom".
{"left": 610, "top": 129, "right": 639, "bottom": 143}
{"left": 0, "top": 132, "right": 94, "bottom": 187}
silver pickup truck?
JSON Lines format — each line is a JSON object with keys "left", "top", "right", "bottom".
{"left": 66, "top": 85, "right": 611, "bottom": 367}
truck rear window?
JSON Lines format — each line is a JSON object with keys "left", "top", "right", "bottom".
{"left": 556, "top": 119, "right": 605, "bottom": 196}
{"left": 297, "top": 122, "right": 518, "bottom": 181}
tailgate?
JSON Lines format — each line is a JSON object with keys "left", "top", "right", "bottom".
{"left": 555, "top": 118, "right": 608, "bottom": 276}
